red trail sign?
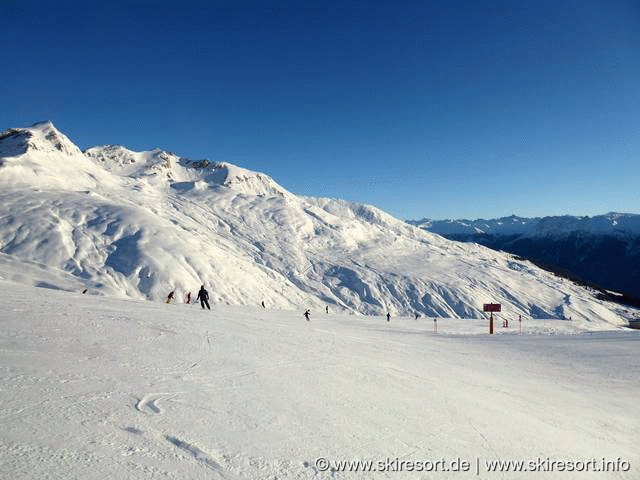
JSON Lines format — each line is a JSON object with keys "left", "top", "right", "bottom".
{"left": 483, "top": 304, "right": 501, "bottom": 334}
{"left": 483, "top": 303, "right": 501, "bottom": 312}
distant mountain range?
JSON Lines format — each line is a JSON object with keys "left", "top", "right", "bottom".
{"left": 409, "top": 214, "right": 640, "bottom": 299}
{"left": 0, "top": 121, "right": 637, "bottom": 327}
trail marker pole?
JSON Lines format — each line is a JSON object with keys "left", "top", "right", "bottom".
{"left": 519, "top": 314, "right": 522, "bottom": 334}
{"left": 483, "top": 303, "right": 501, "bottom": 335}
{"left": 434, "top": 317, "right": 437, "bottom": 334}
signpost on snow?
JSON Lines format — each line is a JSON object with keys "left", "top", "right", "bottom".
{"left": 483, "top": 303, "right": 501, "bottom": 334}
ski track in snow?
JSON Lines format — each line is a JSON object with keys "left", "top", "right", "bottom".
{"left": 165, "top": 436, "right": 228, "bottom": 477}
{"left": 135, "top": 393, "right": 178, "bottom": 416}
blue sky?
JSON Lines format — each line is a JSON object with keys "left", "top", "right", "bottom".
{"left": 1, "top": 1, "right": 639, "bottom": 220}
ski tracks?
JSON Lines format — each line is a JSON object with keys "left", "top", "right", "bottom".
{"left": 131, "top": 392, "right": 239, "bottom": 479}
{"left": 134, "top": 392, "right": 178, "bottom": 415}
{"left": 123, "top": 426, "right": 235, "bottom": 479}
{"left": 165, "top": 435, "right": 227, "bottom": 475}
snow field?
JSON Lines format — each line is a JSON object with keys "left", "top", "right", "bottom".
{"left": 1, "top": 281, "right": 639, "bottom": 479}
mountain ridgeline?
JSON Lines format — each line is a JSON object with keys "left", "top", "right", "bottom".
{"left": 0, "top": 121, "right": 637, "bottom": 328}
{"left": 409, "top": 215, "right": 640, "bottom": 301}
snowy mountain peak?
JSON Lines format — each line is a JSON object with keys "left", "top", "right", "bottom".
{"left": 21, "top": 121, "right": 83, "bottom": 157}
{"left": 0, "top": 121, "right": 291, "bottom": 198}
{"left": 206, "top": 162, "right": 290, "bottom": 197}
{"left": 0, "top": 121, "right": 84, "bottom": 160}
{"left": 0, "top": 122, "right": 107, "bottom": 189}
{"left": 84, "top": 143, "right": 289, "bottom": 196}
{"left": 84, "top": 144, "right": 179, "bottom": 178}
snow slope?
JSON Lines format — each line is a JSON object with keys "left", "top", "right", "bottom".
{"left": 0, "top": 122, "right": 638, "bottom": 328}
{"left": 1, "top": 281, "right": 639, "bottom": 479}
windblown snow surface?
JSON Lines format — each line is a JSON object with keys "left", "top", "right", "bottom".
{"left": 0, "top": 280, "right": 639, "bottom": 479}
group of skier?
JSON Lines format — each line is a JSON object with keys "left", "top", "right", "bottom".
{"left": 168, "top": 288, "right": 405, "bottom": 323}
{"left": 167, "top": 287, "right": 406, "bottom": 323}
{"left": 166, "top": 285, "right": 210, "bottom": 310}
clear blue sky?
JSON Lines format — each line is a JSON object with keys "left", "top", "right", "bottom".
{"left": 1, "top": 0, "right": 639, "bottom": 220}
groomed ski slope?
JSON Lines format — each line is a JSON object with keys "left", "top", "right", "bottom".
{"left": 1, "top": 281, "right": 638, "bottom": 479}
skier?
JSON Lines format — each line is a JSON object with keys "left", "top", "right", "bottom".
{"left": 304, "top": 309, "right": 310, "bottom": 321}
{"left": 186, "top": 292, "right": 192, "bottom": 304}
{"left": 166, "top": 291, "right": 175, "bottom": 304}
{"left": 262, "top": 300, "right": 266, "bottom": 308}
{"left": 386, "top": 312, "right": 390, "bottom": 322}
{"left": 325, "top": 306, "right": 329, "bottom": 314}
{"left": 414, "top": 312, "right": 419, "bottom": 320}
{"left": 197, "top": 285, "right": 210, "bottom": 310}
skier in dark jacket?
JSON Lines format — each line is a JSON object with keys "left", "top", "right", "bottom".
{"left": 304, "top": 309, "right": 310, "bottom": 321}
{"left": 166, "top": 291, "right": 175, "bottom": 304}
{"left": 197, "top": 285, "right": 210, "bottom": 310}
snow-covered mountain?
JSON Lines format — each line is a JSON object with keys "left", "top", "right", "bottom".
{"left": 1, "top": 121, "right": 637, "bottom": 327}
{"left": 409, "top": 213, "right": 640, "bottom": 237}
{"left": 410, "top": 214, "right": 640, "bottom": 298}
